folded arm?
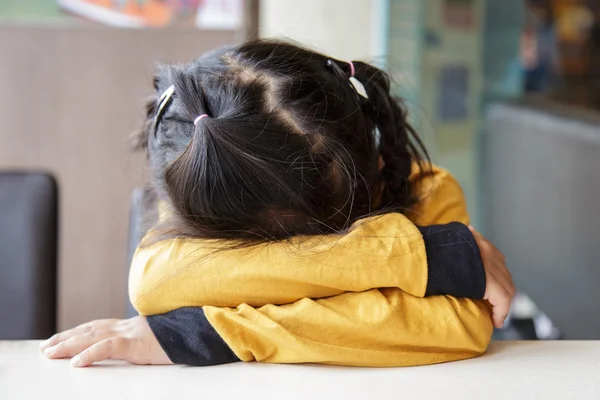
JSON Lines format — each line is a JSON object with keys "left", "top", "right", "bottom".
{"left": 131, "top": 218, "right": 484, "bottom": 315}
{"left": 139, "top": 165, "right": 493, "bottom": 366}
{"left": 130, "top": 165, "right": 482, "bottom": 314}
{"left": 149, "top": 287, "right": 492, "bottom": 367}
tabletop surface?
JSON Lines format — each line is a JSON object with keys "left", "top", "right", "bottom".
{"left": 1, "top": 340, "right": 599, "bottom": 400}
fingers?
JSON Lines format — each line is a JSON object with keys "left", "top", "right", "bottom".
{"left": 492, "top": 312, "right": 507, "bottom": 329}
{"left": 490, "top": 292, "right": 512, "bottom": 329}
{"left": 470, "top": 225, "right": 515, "bottom": 328}
{"left": 469, "top": 225, "right": 514, "bottom": 290}
{"left": 40, "top": 317, "right": 166, "bottom": 367}
{"left": 71, "top": 338, "right": 130, "bottom": 368}
{"left": 40, "top": 319, "right": 119, "bottom": 350}
{"left": 468, "top": 227, "right": 496, "bottom": 259}
{"left": 39, "top": 325, "right": 89, "bottom": 351}
{"left": 468, "top": 225, "right": 481, "bottom": 241}
{"left": 486, "top": 263, "right": 515, "bottom": 329}
{"left": 43, "top": 329, "right": 113, "bottom": 359}
{"left": 468, "top": 226, "right": 507, "bottom": 262}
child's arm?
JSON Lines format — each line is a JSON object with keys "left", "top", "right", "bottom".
{"left": 130, "top": 218, "right": 483, "bottom": 314}
{"left": 130, "top": 165, "right": 482, "bottom": 314}
{"left": 149, "top": 288, "right": 492, "bottom": 367}
{"left": 142, "top": 166, "right": 493, "bottom": 367}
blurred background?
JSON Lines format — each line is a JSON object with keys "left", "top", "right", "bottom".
{"left": 0, "top": 0, "right": 598, "bottom": 341}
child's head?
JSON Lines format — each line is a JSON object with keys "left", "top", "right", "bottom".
{"left": 137, "top": 40, "right": 428, "bottom": 242}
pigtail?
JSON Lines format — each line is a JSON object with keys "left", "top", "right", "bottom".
{"left": 351, "top": 61, "right": 431, "bottom": 210}
{"left": 161, "top": 67, "right": 214, "bottom": 232}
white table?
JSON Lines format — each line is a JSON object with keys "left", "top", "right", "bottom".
{"left": 1, "top": 341, "right": 599, "bottom": 400}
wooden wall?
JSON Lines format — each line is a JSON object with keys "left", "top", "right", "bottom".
{"left": 0, "top": 23, "right": 236, "bottom": 330}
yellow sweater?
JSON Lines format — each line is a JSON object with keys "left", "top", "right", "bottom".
{"left": 129, "top": 165, "right": 493, "bottom": 367}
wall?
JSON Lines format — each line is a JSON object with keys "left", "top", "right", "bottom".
{"left": 483, "top": 100, "right": 600, "bottom": 339}
{"left": 419, "top": 0, "right": 485, "bottom": 222}
{"left": 388, "top": 0, "right": 523, "bottom": 227}
{"left": 0, "top": 24, "right": 236, "bottom": 330}
{"left": 259, "top": 0, "right": 379, "bottom": 61}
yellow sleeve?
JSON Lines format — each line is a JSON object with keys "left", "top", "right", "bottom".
{"left": 130, "top": 213, "right": 427, "bottom": 315}
{"left": 130, "top": 164, "right": 470, "bottom": 316}
{"left": 409, "top": 164, "right": 471, "bottom": 226}
{"left": 204, "top": 288, "right": 492, "bottom": 367}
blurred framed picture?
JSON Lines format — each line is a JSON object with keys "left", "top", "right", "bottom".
{"left": 56, "top": 0, "right": 243, "bottom": 29}
{"left": 443, "top": 0, "right": 476, "bottom": 31}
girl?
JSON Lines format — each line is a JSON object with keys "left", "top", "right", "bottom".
{"left": 41, "top": 40, "right": 513, "bottom": 367}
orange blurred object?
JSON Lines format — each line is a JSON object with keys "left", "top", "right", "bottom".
{"left": 60, "top": 0, "right": 174, "bottom": 27}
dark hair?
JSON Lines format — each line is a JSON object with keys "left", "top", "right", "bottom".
{"left": 133, "top": 40, "right": 429, "bottom": 244}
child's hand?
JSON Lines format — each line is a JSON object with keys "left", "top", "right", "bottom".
{"left": 468, "top": 226, "right": 515, "bottom": 329}
{"left": 39, "top": 316, "right": 172, "bottom": 367}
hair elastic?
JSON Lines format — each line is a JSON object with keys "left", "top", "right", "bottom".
{"left": 347, "top": 61, "right": 355, "bottom": 78}
{"left": 347, "top": 61, "right": 368, "bottom": 100}
{"left": 325, "top": 59, "right": 368, "bottom": 100}
{"left": 194, "top": 114, "right": 209, "bottom": 126}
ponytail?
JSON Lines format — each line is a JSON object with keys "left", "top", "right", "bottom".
{"left": 156, "top": 65, "right": 320, "bottom": 241}
{"left": 351, "top": 61, "right": 431, "bottom": 210}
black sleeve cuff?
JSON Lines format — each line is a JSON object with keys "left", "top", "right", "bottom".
{"left": 147, "top": 307, "right": 240, "bottom": 366}
{"left": 418, "top": 222, "right": 486, "bottom": 299}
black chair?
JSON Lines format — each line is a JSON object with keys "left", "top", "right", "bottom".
{"left": 0, "top": 172, "right": 58, "bottom": 339}
{"left": 126, "top": 187, "right": 157, "bottom": 317}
